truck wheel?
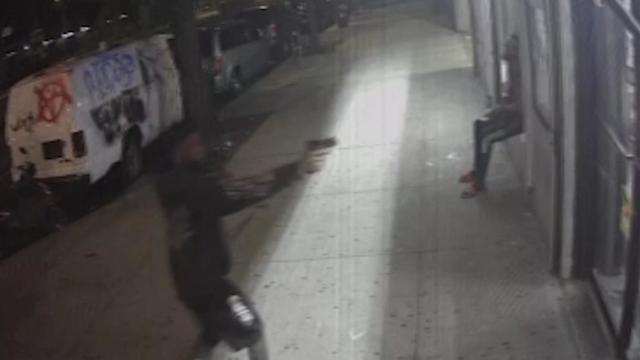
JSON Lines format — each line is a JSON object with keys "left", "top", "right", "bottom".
{"left": 121, "top": 135, "right": 143, "bottom": 185}
{"left": 230, "top": 70, "right": 244, "bottom": 96}
{"left": 285, "top": 40, "right": 295, "bottom": 58}
{"left": 0, "top": 229, "right": 15, "bottom": 260}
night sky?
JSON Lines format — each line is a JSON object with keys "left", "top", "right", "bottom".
{"left": 1, "top": 0, "right": 134, "bottom": 41}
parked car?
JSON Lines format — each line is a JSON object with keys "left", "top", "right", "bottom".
{"left": 292, "top": 0, "right": 337, "bottom": 34}
{"left": 236, "top": 6, "right": 284, "bottom": 58}
{"left": 235, "top": 3, "right": 305, "bottom": 60}
{"left": 3, "top": 34, "right": 183, "bottom": 190}
{"left": 199, "top": 20, "right": 271, "bottom": 95}
{"left": 337, "top": 0, "right": 351, "bottom": 28}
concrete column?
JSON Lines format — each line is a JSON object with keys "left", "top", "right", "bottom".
{"left": 453, "top": 0, "right": 471, "bottom": 32}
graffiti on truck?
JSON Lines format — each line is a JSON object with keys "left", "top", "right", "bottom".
{"left": 34, "top": 77, "right": 72, "bottom": 124}
{"left": 10, "top": 113, "right": 38, "bottom": 133}
{"left": 79, "top": 46, "right": 147, "bottom": 145}
{"left": 9, "top": 76, "right": 72, "bottom": 134}
{"left": 90, "top": 88, "right": 146, "bottom": 145}
{"left": 82, "top": 48, "right": 138, "bottom": 105}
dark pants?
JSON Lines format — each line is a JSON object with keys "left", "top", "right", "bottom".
{"left": 184, "top": 282, "right": 230, "bottom": 347}
{"left": 473, "top": 107, "right": 523, "bottom": 188}
{"left": 184, "top": 279, "right": 263, "bottom": 350}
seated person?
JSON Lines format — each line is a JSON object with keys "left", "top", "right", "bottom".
{"left": 460, "top": 34, "right": 522, "bottom": 198}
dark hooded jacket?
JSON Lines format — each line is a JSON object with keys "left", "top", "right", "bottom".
{"left": 156, "top": 162, "right": 300, "bottom": 299}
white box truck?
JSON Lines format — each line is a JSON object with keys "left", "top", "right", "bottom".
{"left": 4, "top": 35, "right": 183, "bottom": 187}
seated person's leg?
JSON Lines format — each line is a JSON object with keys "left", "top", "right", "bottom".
{"left": 460, "top": 114, "right": 500, "bottom": 183}
{"left": 460, "top": 119, "right": 482, "bottom": 183}
{"left": 461, "top": 108, "right": 519, "bottom": 198}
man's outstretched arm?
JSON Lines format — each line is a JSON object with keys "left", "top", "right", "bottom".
{"left": 215, "top": 162, "right": 303, "bottom": 216}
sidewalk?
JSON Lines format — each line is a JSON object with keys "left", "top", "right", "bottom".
{"left": 0, "top": 2, "right": 613, "bottom": 360}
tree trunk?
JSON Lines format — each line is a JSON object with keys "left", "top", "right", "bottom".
{"left": 138, "top": 0, "right": 152, "bottom": 32}
{"left": 306, "top": 0, "right": 321, "bottom": 52}
{"left": 166, "top": 0, "right": 217, "bottom": 134}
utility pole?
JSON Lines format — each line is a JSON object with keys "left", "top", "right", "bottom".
{"left": 165, "top": 0, "right": 217, "bottom": 134}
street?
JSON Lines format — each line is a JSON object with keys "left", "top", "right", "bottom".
{"left": 0, "top": 2, "right": 611, "bottom": 359}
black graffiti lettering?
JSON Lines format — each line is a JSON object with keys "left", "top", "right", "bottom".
{"left": 121, "top": 89, "right": 146, "bottom": 124}
{"left": 11, "top": 114, "right": 38, "bottom": 133}
{"left": 90, "top": 88, "right": 146, "bottom": 145}
{"left": 91, "top": 99, "right": 122, "bottom": 145}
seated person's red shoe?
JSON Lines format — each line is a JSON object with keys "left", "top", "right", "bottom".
{"left": 461, "top": 181, "right": 484, "bottom": 199}
{"left": 459, "top": 170, "right": 475, "bottom": 184}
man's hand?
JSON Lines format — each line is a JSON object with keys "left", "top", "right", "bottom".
{"left": 220, "top": 172, "right": 276, "bottom": 199}
{"left": 299, "top": 137, "right": 337, "bottom": 175}
{"left": 299, "top": 148, "right": 332, "bottom": 175}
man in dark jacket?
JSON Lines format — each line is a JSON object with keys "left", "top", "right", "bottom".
{"left": 156, "top": 132, "right": 329, "bottom": 358}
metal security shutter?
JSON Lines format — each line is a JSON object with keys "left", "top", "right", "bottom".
{"left": 573, "top": 0, "right": 640, "bottom": 355}
{"left": 589, "top": 2, "right": 636, "bottom": 334}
